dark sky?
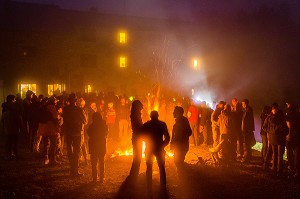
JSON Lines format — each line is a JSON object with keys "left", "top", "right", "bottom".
{"left": 15, "top": 0, "right": 300, "bottom": 21}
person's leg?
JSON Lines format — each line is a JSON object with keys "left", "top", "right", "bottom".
{"left": 146, "top": 153, "right": 154, "bottom": 193}
{"left": 129, "top": 138, "right": 142, "bottom": 178}
{"left": 72, "top": 136, "right": 82, "bottom": 174}
{"left": 43, "top": 136, "right": 50, "bottom": 164}
{"left": 272, "top": 145, "right": 278, "bottom": 175}
{"left": 99, "top": 155, "right": 105, "bottom": 183}
{"left": 156, "top": 151, "right": 167, "bottom": 189}
{"left": 90, "top": 153, "right": 97, "bottom": 182}
{"left": 278, "top": 145, "right": 285, "bottom": 176}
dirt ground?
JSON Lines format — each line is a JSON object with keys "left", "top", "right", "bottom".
{"left": 1, "top": 135, "right": 300, "bottom": 199}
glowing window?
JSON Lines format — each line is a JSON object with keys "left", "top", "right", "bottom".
{"left": 48, "top": 84, "right": 62, "bottom": 96}
{"left": 85, "top": 85, "right": 92, "bottom": 93}
{"left": 120, "top": 57, "right": 126, "bottom": 68}
{"left": 18, "top": 84, "right": 37, "bottom": 98}
{"left": 120, "top": 32, "right": 126, "bottom": 43}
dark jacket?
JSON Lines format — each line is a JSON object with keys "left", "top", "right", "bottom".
{"left": 171, "top": 116, "right": 192, "bottom": 150}
{"left": 142, "top": 119, "right": 170, "bottom": 154}
{"left": 264, "top": 112, "right": 287, "bottom": 145}
{"left": 87, "top": 117, "right": 108, "bottom": 155}
{"left": 242, "top": 106, "right": 255, "bottom": 132}
{"left": 63, "top": 104, "right": 87, "bottom": 136}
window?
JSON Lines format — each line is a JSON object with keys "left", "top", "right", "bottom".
{"left": 120, "top": 32, "right": 126, "bottom": 44}
{"left": 48, "top": 84, "right": 63, "bottom": 96}
{"left": 85, "top": 85, "right": 92, "bottom": 93}
{"left": 120, "top": 57, "right": 126, "bottom": 68}
{"left": 18, "top": 83, "right": 37, "bottom": 98}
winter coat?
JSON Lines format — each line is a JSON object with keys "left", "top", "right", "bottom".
{"left": 265, "top": 112, "right": 288, "bottom": 145}
{"left": 141, "top": 119, "right": 170, "bottom": 154}
{"left": 218, "top": 110, "right": 233, "bottom": 136}
{"left": 63, "top": 104, "right": 87, "bottom": 136}
{"left": 171, "top": 116, "right": 192, "bottom": 151}
{"left": 87, "top": 118, "right": 108, "bottom": 155}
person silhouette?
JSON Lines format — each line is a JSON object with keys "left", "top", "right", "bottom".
{"left": 142, "top": 110, "right": 170, "bottom": 194}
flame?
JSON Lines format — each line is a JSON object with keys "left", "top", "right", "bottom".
{"left": 111, "top": 141, "right": 174, "bottom": 159}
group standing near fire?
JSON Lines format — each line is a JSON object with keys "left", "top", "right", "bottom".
{"left": 1, "top": 90, "right": 300, "bottom": 193}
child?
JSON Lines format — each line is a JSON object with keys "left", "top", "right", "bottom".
{"left": 87, "top": 112, "right": 108, "bottom": 183}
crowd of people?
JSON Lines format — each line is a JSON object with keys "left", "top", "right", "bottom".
{"left": 1, "top": 90, "right": 300, "bottom": 195}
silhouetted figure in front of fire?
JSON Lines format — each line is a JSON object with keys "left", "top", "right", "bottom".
{"left": 87, "top": 112, "right": 108, "bottom": 184}
{"left": 142, "top": 111, "right": 170, "bottom": 195}
{"left": 128, "top": 100, "right": 144, "bottom": 180}
{"left": 63, "top": 93, "right": 87, "bottom": 177}
{"left": 170, "top": 106, "right": 192, "bottom": 169}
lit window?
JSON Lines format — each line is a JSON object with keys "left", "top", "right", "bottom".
{"left": 48, "top": 84, "right": 62, "bottom": 96}
{"left": 48, "top": 85, "right": 54, "bottom": 96}
{"left": 193, "top": 59, "right": 198, "bottom": 68}
{"left": 120, "top": 32, "right": 126, "bottom": 43}
{"left": 85, "top": 85, "right": 92, "bottom": 93}
{"left": 120, "top": 57, "right": 126, "bottom": 68}
{"left": 18, "top": 83, "right": 37, "bottom": 98}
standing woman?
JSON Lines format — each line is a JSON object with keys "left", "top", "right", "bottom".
{"left": 128, "top": 100, "right": 144, "bottom": 180}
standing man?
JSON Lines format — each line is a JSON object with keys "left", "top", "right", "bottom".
{"left": 241, "top": 99, "right": 255, "bottom": 163}
{"left": 231, "top": 98, "right": 243, "bottom": 160}
{"left": 63, "top": 93, "right": 87, "bottom": 177}
{"left": 170, "top": 106, "right": 192, "bottom": 169}
{"left": 142, "top": 111, "right": 170, "bottom": 194}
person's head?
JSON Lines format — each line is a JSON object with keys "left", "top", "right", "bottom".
{"left": 224, "top": 104, "right": 231, "bottom": 113}
{"left": 217, "top": 101, "right": 226, "bottom": 109}
{"left": 150, "top": 111, "right": 159, "bottom": 120}
{"left": 68, "top": 93, "right": 77, "bottom": 105}
{"left": 173, "top": 106, "right": 184, "bottom": 119}
{"left": 120, "top": 97, "right": 126, "bottom": 105}
{"left": 241, "top": 99, "right": 249, "bottom": 108}
{"left": 38, "top": 94, "right": 44, "bottom": 102}
{"left": 262, "top": 106, "right": 272, "bottom": 114}
{"left": 232, "top": 98, "right": 238, "bottom": 106}
{"left": 78, "top": 97, "right": 85, "bottom": 108}
{"left": 26, "top": 90, "right": 34, "bottom": 99}
{"left": 271, "top": 105, "right": 279, "bottom": 115}
{"left": 200, "top": 101, "right": 206, "bottom": 108}
{"left": 131, "top": 100, "right": 143, "bottom": 113}
{"left": 6, "top": 94, "right": 16, "bottom": 103}
{"left": 90, "top": 102, "right": 97, "bottom": 112}
{"left": 47, "top": 96, "right": 57, "bottom": 105}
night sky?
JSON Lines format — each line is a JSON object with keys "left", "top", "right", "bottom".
{"left": 14, "top": 0, "right": 300, "bottom": 22}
